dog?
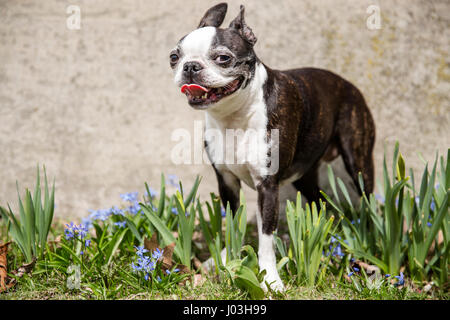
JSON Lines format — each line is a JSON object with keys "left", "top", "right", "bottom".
{"left": 170, "top": 3, "right": 375, "bottom": 292}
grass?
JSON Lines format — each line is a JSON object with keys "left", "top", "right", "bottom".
{"left": 1, "top": 215, "right": 447, "bottom": 301}
{"left": 2, "top": 240, "right": 443, "bottom": 301}
{"left": 0, "top": 144, "right": 449, "bottom": 300}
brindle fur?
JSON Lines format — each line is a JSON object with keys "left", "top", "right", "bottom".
{"left": 177, "top": 3, "right": 376, "bottom": 237}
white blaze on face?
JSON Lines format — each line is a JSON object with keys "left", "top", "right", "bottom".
{"left": 174, "top": 26, "right": 234, "bottom": 88}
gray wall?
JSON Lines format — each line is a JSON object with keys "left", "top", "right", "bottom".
{"left": 0, "top": 0, "right": 449, "bottom": 223}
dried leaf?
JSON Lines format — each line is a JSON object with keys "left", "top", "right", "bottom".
{"left": 0, "top": 242, "right": 15, "bottom": 293}
{"left": 48, "top": 235, "right": 62, "bottom": 252}
{"left": 12, "top": 257, "right": 37, "bottom": 278}
{"left": 144, "top": 233, "right": 159, "bottom": 253}
{"left": 143, "top": 233, "right": 190, "bottom": 276}
{"left": 351, "top": 259, "right": 380, "bottom": 277}
{"left": 162, "top": 242, "right": 176, "bottom": 267}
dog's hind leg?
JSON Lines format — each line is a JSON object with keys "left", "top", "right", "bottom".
{"left": 336, "top": 87, "right": 376, "bottom": 194}
{"left": 292, "top": 162, "right": 323, "bottom": 204}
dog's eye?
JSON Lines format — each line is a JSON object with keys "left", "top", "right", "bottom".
{"left": 170, "top": 53, "right": 179, "bottom": 65}
{"left": 215, "top": 55, "right": 231, "bottom": 64}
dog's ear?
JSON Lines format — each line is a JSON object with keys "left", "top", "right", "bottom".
{"left": 229, "top": 5, "right": 257, "bottom": 46}
{"left": 198, "top": 3, "right": 228, "bottom": 28}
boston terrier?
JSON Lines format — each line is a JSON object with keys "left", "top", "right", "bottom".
{"left": 170, "top": 3, "right": 375, "bottom": 292}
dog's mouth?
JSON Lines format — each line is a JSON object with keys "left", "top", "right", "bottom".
{"left": 181, "top": 77, "right": 243, "bottom": 107}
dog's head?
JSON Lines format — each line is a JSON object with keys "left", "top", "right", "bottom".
{"left": 170, "top": 3, "right": 258, "bottom": 110}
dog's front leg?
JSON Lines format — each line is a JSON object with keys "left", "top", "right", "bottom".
{"left": 256, "top": 177, "right": 285, "bottom": 292}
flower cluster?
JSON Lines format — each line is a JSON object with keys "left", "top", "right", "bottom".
{"left": 120, "top": 192, "right": 142, "bottom": 215}
{"left": 326, "top": 235, "right": 347, "bottom": 258}
{"left": 131, "top": 245, "right": 164, "bottom": 281}
{"left": 64, "top": 222, "right": 89, "bottom": 241}
{"left": 64, "top": 222, "right": 91, "bottom": 255}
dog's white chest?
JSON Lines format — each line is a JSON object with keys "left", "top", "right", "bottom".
{"left": 205, "top": 113, "right": 268, "bottom": 189}
{"left": 204, "top": 64, "right": 269, "bottom": 189}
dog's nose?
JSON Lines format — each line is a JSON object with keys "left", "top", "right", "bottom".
{"left": 183, "top": 61, "right": 203, "bottom": 76}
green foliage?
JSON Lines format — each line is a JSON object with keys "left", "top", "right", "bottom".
{"left": 279, "top": 193, "right": 335, "bottom": 286}
{"left": 1, "top": 144, "right": 448, "bottom": 298}
{"left": 0, "top": 166, "right": 55, "bottom": 262}
{"left": 221, "top": 245, "right": 265, "bottom": 299}
{"left": 197, "top": 193, "right": 224, "bottom": 273}
{"left": 322, "top": 143, "right": 449, "bottom": 285}
{"left": 140, "top": 175, "right": 201, "bottom": 268}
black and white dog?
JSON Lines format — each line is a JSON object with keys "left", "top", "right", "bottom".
{"left": 170, "top": 3, "right": 375, "bottom": 291}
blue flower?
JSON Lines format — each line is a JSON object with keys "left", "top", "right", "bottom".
{"left": 109, "top": 206, "right": 125, "bottom": 217}
{"left": 145, "top": 188, "right": 158, "bottom": 199}
{"left": 88, "top": 209, "right": 110, "bottom": 221}
{"left": 385, "top": 274, "right": 391, "bottom": 278}
{"left": 221, "top": 207, "right": 226, "bottom": 218}
{"left": 427, "top": 221, "right": 432, "bottom": 227}
{"left": 120, "top": 192, "right": 139, "bottom": 203}
{"left": 81, "top": 217, "right": 93, "bottom": 230}
{"left": 114, "top": 221, "right": 127, "bottom": 228}
{"left": 77, "top": 224, "right": 89, "bottom": 239}
{"left": 171, "top": 207, "right": 178, "bottom": 215}
{"left": 430, "top": 200, "right": 436, "bottom": 212}
{"left": 64, "top": 222, "right": 76, "bottom": 240}
{"left": 152, "top": 248, "right": 164, "bottom": 261}
{"left": 353, "top": 267, "right": 360, "bottom": 272}
{"left": 394, "top": 272, "right": 405, "bottom": 286}
{"left": 85, "top": 239, "right": 91, "bottom": 247}
{"left": 348, "top": 272, "right": 354, "bottom": 277}
{"left": 127, "top": 202, "right": 141, "bottom": 215}
{"left": 135, "top": 245, "right": 148, "bottom": 257}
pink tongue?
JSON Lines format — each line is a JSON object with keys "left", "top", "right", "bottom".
{"left": 181, "top": 84, "right": 209, "bottom": 96}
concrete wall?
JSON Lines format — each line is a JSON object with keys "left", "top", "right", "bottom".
{"left": 0, "top": 0, "right": 449, "bottom": 223}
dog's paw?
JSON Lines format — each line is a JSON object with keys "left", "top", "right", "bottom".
{"left": 260, "top": 270, "right": 285, "bottom": 293}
